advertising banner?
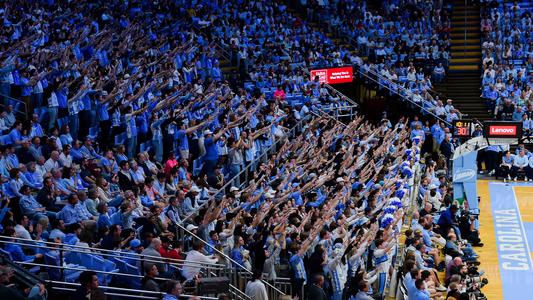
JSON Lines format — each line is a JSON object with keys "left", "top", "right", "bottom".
{"left": 310, "top": 67, "right": 353, "bottom": 84}
{"left": 483, "top": 121, "right": 523, "bottom": 138}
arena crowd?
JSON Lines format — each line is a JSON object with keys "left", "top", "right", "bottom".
{"left": 0, "top": 1, "right": 486, "bottom": 300}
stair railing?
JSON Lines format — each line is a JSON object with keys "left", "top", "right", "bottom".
{"left": 47, "top": 281, "right": 219, "bottom": 300}
{"left": 0, "top": 235, "right": 223, "bottom": 267}
{"left": 355, "top": 63, "right": 453, "bottom": 127}
{"left": 283, "top": 1, "right": 461, "bottom": 123}
{"left": 0, "top": 93, "right": 28, "bottom": 120}
{"left": 175, "top": 222, "right": 287, "bottom": 299}
{"left": 181, "top": 114, "right": 311, "bottom": 223}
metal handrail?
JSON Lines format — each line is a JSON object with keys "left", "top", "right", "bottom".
{"left": 175, "top": 222, "right": 286, "bottom": 298}
{"left": 300, "top": 67, "right": 359, "bottom": 108}
{"left": 320, "top": 104, "right": 358, "bottom": 121}
{"left": 0, "top": 92, "right": 28, "bottom": 119}
{"left": 229, "top": 284, "right": 252, "bottom": 300}
{"left": 182, "top": 114, "right": 311, "bottom": 222}
{"left": 355, "top": 63, "right": 453, "bottom": 126}
{"left": 17, "top": 261, "right": 165, "bottom": 280}
{"left": 48, "top": 280, "right": 219, "bottom": 300}
{"left": 0, "top": 236, "right": 224, "bottom": 269}
{"left": 290, "top": 2, "right": 461, "bottom": 121}
{"left": 389, "top": 162, "right": 423, "bottom": 298}
{"left": 211, "top": 41, "right": 232, "bottom": 62}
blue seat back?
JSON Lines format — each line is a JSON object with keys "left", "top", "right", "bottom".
{"left": 44, "top": 252, "right": 62, "bottom": 280}
{"left": 0, "top": 248, "right": 13, "bottom": 260}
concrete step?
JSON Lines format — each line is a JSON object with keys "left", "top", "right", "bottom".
{"left": 451, "top": 44, "right": 481, "bottom": 51}
{"left": 451, "top": 26, "right": 481, "bottom": 32}
{"left": 453, "top": 20, "right": 482, "bottom": 25}
{"left": 449, "top": 65, "right": 479, "bottom": 71}
{"left": 453, "top": 7, "right": 478, "bottom": 13}
{"left": 451, "top": 39, "right": 481, "bottom": 46}
{"left": 452, "top": 15, "right": 480, "bottom": 20}
{"left": 450, "top": 52, "right": 482, "bottom": 58}
{"left": 451, "top": 32, "right": 481, "bottom": 38}
{"left": 450, "top": 57, "right": 481, "bottom": 64}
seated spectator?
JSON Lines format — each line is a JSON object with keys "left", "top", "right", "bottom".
{"left": 72, "top": 271, "right": 101, "bottom": 300}
{"left": 141, "top": 264, "right": 160, "bottom": 292}
{"left": 3, "top": 228, "right": 43, "bottom": 262}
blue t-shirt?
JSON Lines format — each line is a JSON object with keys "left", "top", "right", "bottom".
{"left": 203, "top": 137, "right": 218, "bottom": 161}
{"left": 175, "top": 129, "right": 189, "bottom": 150}
{"left": 8, "top": 128, "right": 22, "bottom": 144}
{"left": 289, "top": 254, "right": 306, "bottom": 280}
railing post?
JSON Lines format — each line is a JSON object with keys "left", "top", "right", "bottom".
{"left": 59, "top": 245, "right": 65, "bottom": 281}
{"left": 140, "top": 255, "right": 145, "bottom": 275}
{"left": 244, "top": 165, "right": 249, "bottom": 188}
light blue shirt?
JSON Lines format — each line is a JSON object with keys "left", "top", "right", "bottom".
{"left": 20, "top": 194, "right": 43, "bottom": 216}
{"left": 514, "top": 154, "right": 528, "bottom": 167}
{"left": 58, "top": 204, "right": 83, "bottom": 225}
{"left": 290, "top": 253, "right": 307, "bottom": 280}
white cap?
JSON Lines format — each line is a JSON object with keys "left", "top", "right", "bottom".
{"left": 230, "top": 187, "right": 240, "bottom": 192}
{"left": 336, "top": 177, "right": 345, "bottom": 183}
{"left": 186, "top": 224, "right": 198, "bottom": 231}
{"left": 265, "top": 192, "right": 275, "bottom": 199}
{"left": 203, "top": 129, "right": 213, "bottom": 135}
{"left": 190, "top": 186, "right": 201, "bottom": 193}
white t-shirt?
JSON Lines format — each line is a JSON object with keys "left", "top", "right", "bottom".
{"left": 245, "top": 280, "right": 268, "bottom": 300}
{"left": 15, "top": 224, "right": 31, "bottom": 240}
{"left": 181, "top": 250, "right": 218, "bottom": 280}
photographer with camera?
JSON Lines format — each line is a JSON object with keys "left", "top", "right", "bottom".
{"left": 458, "top": 211, "right": 483, "bottom": 247}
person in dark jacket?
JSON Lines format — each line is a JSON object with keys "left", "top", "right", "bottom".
{"left": 439, "top": 135, "right": 454, "bottom": 160}
{"left": 305, "top": 274, "right": 327, "bottom": 300}
{"left": 117, "top": 160, "right": 134, "bottom": 191}
{"left": 36, "top": 177, "right": 60, "bottom": 212}
{"left": 141, "top": 264, "right": 160, "bottom": 292}
{"left": 71, "top": 271, "right": 100, "bottom": 300}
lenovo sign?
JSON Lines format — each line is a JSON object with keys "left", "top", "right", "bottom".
{"left": 489, "top": 126, "right": 517, "bottom": 135}
{"left": 483, "top": 121, "right": 523, "bottom": 138}
{"left": 310, "top": 67, "right": 353, "bottom": 84}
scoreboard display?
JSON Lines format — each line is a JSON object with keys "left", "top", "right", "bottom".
{"left": 453, "top": 120, "right": 475, "bottom": 138}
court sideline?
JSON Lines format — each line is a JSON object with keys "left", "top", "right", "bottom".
{"left": 477, "top": 180, "right": 533, "bottom": 300}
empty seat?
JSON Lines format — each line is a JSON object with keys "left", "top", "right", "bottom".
{"left": 44, "top": 251, "right": 84, "bottom": 282}
{"left": 114, "top": 258, "right": 142, "bottom": 289}
{"left": 79, "top": 253, "right": 119, "bottom": 285}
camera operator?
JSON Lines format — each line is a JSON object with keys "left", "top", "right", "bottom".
{"left": 447, "top": 257, "right": 488, "bottom": 300}
{"left": 458, "top": 211, "right": 483, "bottom": 247}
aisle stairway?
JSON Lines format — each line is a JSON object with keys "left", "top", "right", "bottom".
{"left": 434, "top": 0, "right": 489, "bottom": 120}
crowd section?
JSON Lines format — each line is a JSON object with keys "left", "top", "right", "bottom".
{"left": 480, "top": 0, "right": 533, "bottom": 124}
{"left": 293, "top": 0, "right": 460, "bottom": 122}
{"left": 0, "top": 0, "right": 488, "bottom": 300}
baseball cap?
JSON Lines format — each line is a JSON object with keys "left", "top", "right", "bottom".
{"left": 130, "top": 239, "right": 141, "bottom": 248}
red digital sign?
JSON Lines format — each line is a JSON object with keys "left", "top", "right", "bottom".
{"left": 483, "top": 121, "right": 523, "bottom": 138}
{"left": 310, "top": 67, "right": 353, "bottom": 84}
{"left": 489, "top": 126, "right": 518, "bottom": 136}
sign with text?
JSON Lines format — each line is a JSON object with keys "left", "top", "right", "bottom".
{"left": 483, "top": 121, "right": 523, "bottom": 138}
{"left": 310, "top": 67, "right": 353, "bottom": 84}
